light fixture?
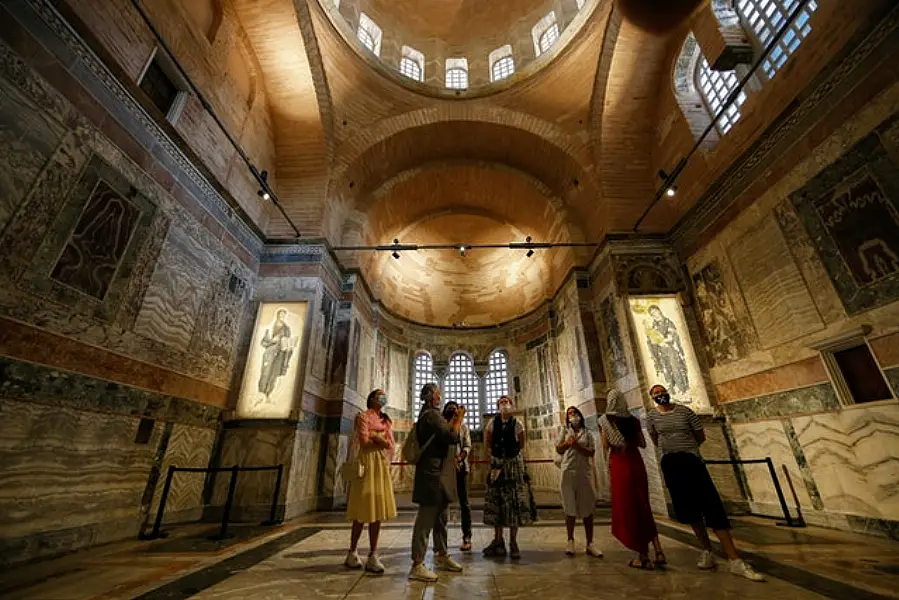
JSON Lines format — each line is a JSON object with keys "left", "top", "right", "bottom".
{"left": 525, "top": 236, "right": 534, "bottom": 258}
{"left": 658, "top": 169, "right": 677, "bottom": 198}
{"left": 459, "top": 246, "right": 466, "bottom": 257}
{"left": 392, "top": 238, "right": 401, "bottom": 259}
{"left": 257, "top": 169, "right": 271, "bottom": 201}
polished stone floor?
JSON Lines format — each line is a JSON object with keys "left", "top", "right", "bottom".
{"left": 2, "top": 510, "right": 898, "bottom": 600}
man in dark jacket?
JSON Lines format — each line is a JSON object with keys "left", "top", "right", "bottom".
{"left": 409, "top": 383, "right": 465, "bottom": 582}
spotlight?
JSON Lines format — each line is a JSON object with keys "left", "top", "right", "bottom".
{"left": 665, "top": 185, "right": 677, "bottom": 197}
{"left": 526, "top": 249, "right": 534, "bottom": 258}
{"left": 459, "top": 246, "right": 466, "bottom": 257}
{"left": 392, "top": 251, "right": 400, "bottom": 259}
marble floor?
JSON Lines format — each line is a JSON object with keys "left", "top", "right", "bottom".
{"left": 1, "top": 510, "right": 898, "bottom": 600}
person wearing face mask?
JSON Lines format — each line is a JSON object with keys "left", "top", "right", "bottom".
{"left": 482, "top": 395, "right": 535, "bottom": 559}
{"left": 555, "top": 406, "right": 603, "bottom": 558}
{"left": 599, "top": 388, "right": 664, "bottom": 569}
{"left": 646, "top": 384, "right": 765, "bottom": 582}
{"left": 409, "top": 383, "right": 465, "bottom": 582}
{"left": 344, "top": 389, "right": 397, "bottom": 573}
{"left": 442, "top": 401, "right": 473, "bottom": 552}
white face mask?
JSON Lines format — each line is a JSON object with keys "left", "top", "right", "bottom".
{"left": 569, "top": 415, "right": 582, "bottom": 427}
{"left": 499, "top": 403, "right": 513, "bottom": 416}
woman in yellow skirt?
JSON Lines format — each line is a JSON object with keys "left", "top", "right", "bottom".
{"left": 345, "top": 389, "right": 397, "bottom": 573}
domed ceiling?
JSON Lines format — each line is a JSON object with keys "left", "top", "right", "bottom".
{"left": 319, "top": 0, "right": 597, "bottom": 94}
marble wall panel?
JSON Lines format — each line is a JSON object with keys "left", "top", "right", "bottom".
{"left": 0, "top": 59, "right": 66, "bottom": 233}
{"left": 133, "top": 226, "right": 214, "bottom": 351}
{"left": 727, "top": 214, "right": 824, "bottom": 348}
{"left": 308, "top": 290, "right": 336, "bottom": 383}
{"left": 721, "top": 383, "right": 840, "bottom": 423}
{"left": 731, "top": 420, "right": 813, "bottom": 516}
{"left": 387, "top": 341, "right": 410, "bottom": 412}
{"left": 795, "top": 404, "right": 899, "bottom": 520}
{"left": 788, "top": 118, "right": 899, "bottom": 314}
{"left": 149, "top": 424, "right": 216, "bottom": 522}
{"left": 0, "top": 398, "right": 161, "bottom": 563}
{"left": 284, "top": 430, "right": 323, "bottom": 518}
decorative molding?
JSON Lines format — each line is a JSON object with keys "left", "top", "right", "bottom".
{"left": 807, "top": 325, "right": 872, "bottom": 352}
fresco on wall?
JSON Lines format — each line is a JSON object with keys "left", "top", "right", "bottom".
{"left": 347, "top": 319, "right": 361, "bottom": 391}
{"left": 629, "top": 296, "right": 710, "bottom": 413}
{"left": 691, "top": 261, "right": 755, "bottom": 366}
{"left": 374, "top": 333, "right": 390, "bottom": 394}
{"left": 309, "top": 291, "right": 335, "bottom": 380}
{"left": 789, "top": 120, "right": 899, "bottom": 314}
{"left": 599, "top": 296, "right": 629, "bottom": 381}
{"left": 237, "top": 302, "right": 308, "bottom": 418}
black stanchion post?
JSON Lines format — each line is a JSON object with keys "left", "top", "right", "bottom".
{"left": 263, "top": 464, "right": 284, "bottom": 526}
{"left": 146, "top": 466, "right": 176, "bottom": 540}
{"left": 766, "top": 458, "right": 793, "bottom": 526}
{"left": 212, "top": 465, "right": 239, "bottom": 540}
{"left": 781, "top": 464, "right": 807, "bottom": 528}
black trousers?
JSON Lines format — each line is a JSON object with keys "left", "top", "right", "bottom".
{"left": 456, "top": 466, "right": 472, "bottom": 539}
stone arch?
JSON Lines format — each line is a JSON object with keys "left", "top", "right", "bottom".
{"left": 182, "top": 0, "right": 223, "bottom": 43}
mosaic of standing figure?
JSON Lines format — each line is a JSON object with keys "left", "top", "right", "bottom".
{"left": 691, "top": 261, "right": 755, "bottom": 366}
{"left": 629, "top": 297, "right": 710, "bottom": 413}
{"left": 599, "top": 296, "right": 630, "bottom": 381}
{"left": 237, "top": 302, "right": 307, "bottom": 418}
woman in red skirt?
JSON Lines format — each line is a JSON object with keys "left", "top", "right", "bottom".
{"left": 599, "top": 388, "right": 666, "bottom": 570}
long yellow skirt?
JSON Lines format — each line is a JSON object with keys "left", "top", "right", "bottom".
{"left": 346, "top": 448, "right": 397, "bottom": 524}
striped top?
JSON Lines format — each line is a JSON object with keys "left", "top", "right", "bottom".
{"left": 645, "top": 404, "right": 703, "bottom": 457}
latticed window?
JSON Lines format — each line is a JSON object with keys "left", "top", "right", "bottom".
{"left": 532, "top": 12, "right": 559, "bottom": 57}
{"left": 736, "top": 0, "right": 817, "bottom": 79}
{"left": 412, "top": 352, "right": 439, "bottom": 414}
{"left": 484, "top": 350, "right": 510, "bottom": 408}
{"left": 445, "top": 58, "right": 468, "bottom": 89}
{"left": 357, "top": 13, "right": 382, "bottom": 56}
{"left": 576, "top": 0, "right": 586, "bottom": 9}
{"left": 538, "top": 24, "right": 560, "bottom": 54}
{"left": 491, "top": 56, "right": 514, "bottom": 81}
{"left": 400, "top": 57, "right": 422, "bottom": 81}
{"left": 444, "top": 353, "right": 481, "bottom": 430}
{"left": 695, "top": 56, "right": 747, "bottom": 135}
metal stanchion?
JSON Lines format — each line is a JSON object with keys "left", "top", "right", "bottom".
{"left": 781, "top": 465, "right": 807, "bottom": 528}
{"left": 262, "top": 464, "right": 284, "bottom": 526}
{"left": 210, "top": 465, "right": 239, "bottom": 541}
{"left": 142, "top": 466, "right": 175, "bottom": 540}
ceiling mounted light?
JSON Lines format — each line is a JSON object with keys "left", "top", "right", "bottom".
{"left": 392, "top": 238, "right": 401, "bottom": 259}
{"left": 526, "top": 249, "right": 535, "bottom": 258}
{"left": 665, "top": 185, "right": 677, "bottom": 197}
{"left": 658, "top": 169, "right": 677, "bottom": 198}
{"left": 459, "top": 246, "right": 466, "bottom": 257}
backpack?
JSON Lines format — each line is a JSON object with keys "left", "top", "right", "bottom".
{"left": 401, "top": 422, "right": 435, "bottom": 465}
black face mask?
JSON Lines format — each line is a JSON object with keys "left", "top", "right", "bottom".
{"left": 653, "top": 392, "right": 671, "bottom": 405}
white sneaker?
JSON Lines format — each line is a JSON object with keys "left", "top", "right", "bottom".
{"left": 729, "top": 559, "right": 765, "bottom": 582}
{"left": 408, "top": 563, "right": 439, "bottom": 582}
{"left": 345, "top": 550, "right": 362, "bottom": 569}
{"left": 365, "top": 552, "right": 385, "bottom": 573}
{"left": 436, "top": 554, "right": 463, "bottom": 572}
{"left": 565, "top": 540, "right": 575, "bottom": 555}
{"left": 585, "top": 543, "right": 604, "bottom": 558}
{"left": 697, "top": 550, "right": 716, "bottom": 570}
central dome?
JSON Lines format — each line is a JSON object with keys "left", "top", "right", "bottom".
{"left": 320, "top": 0, "right": 597, "bottom": 94}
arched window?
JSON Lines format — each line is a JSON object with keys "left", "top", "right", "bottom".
{"left": 695, "top": 55, "right": 747, "bottom": 135}
{"left": 735, "top": 0, "right": 818, "bottom": 79}
{"left": 484, "top": 350, "right": 510, "bottom": 408}
{"left": 576, "top": 0, "right": 586, "bottom": 9}
{"left": 445, "top": 353, "right": 480, "bottom": 429}
{"left": 445, "top": 58, "right": 469, "bottom": 90}
{"left": 532, "top": 12, "right": 560, "bottom": 57}
{"left": 399, "top": 46, "right": 424, "bottom": 82}
{"left": 357, "top": 13, "right": 382, "bottom": 56}
{"left": 412, "top": 352, "right": 439, "bottom": 414}
{"left": 489, "top": 45, "right": 515, "bottom": 82}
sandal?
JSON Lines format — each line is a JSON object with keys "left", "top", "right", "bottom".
{"left": 628, "top": 557, "right": 655, "bottom": 570}
{"left": 461, "top": 539, "right": 472, "bottom": 552}
{"left": 654, "top": 550, "right": 667, "bottom": 566}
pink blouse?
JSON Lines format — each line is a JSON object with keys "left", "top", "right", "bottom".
{"left": 355, "top": 409, "right": 396, "bottom": 461}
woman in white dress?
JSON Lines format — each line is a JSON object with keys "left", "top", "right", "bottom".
{"left": 555, "top": 406, "right": 603, "bottom": 557}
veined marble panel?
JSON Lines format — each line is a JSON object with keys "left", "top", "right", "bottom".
{"left": 795, "top": 404, "right": 899, "bottom": 520}
{"left": 284, "top": 430, "right": 324, "bottom": 518}
{"left": 731, "top": 420, "right": 813, "bottom": 514}
{"left": 722, "top": 383, "right": 840, "bottom": 423}
{"left": 149, "top": 424, "right": 216, "bottom": 521}
{"left": 727, "top": 214, "right": 824, "bottom": 348}
{"left": 0, "top": 398, "right": 160, "bottom": 562}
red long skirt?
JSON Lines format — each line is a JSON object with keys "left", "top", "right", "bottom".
{"left": 610, "top": 446, "right": 658, "bottom": 553}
